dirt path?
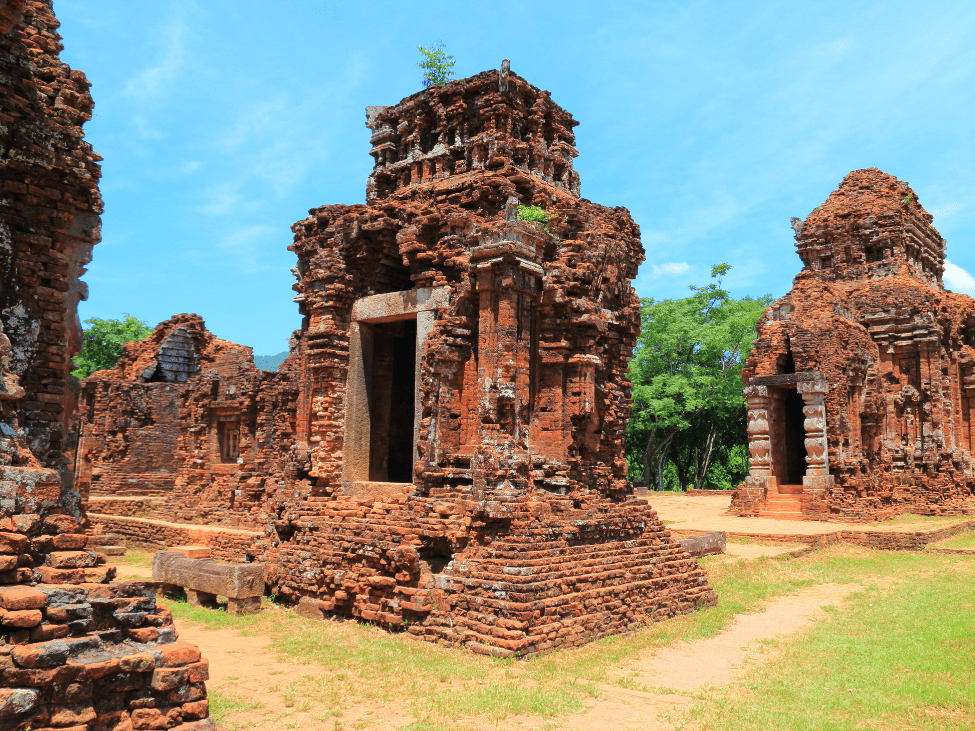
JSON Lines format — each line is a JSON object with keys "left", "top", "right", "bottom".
{"left": 154, "top": 579, "right": 855, "bottom": 730}
{"left": 546, "top": 583, "right": 856, "bottom": 731}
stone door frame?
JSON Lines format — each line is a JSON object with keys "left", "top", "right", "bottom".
{"left": 342, "top": 286, "right": 449, "bottom": 492}
{"left": 740, "top": 371, "right": 833, "bottom": 514}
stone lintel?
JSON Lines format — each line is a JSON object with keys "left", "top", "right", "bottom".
{"left": 750, "top": 371, "right": 826, "bottom": 388}
{"left": 351, "top": 286, "right": 450, "bottom": 323}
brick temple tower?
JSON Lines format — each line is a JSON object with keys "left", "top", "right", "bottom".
{"left": 735, "top": 168, "right": 975, "bottom": 522}
{"left": 260, "top": 63, "right": 717, "bottom": 655}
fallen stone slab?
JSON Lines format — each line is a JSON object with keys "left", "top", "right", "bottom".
{"left": 152, "top": 552, "right": 264, "bottom": 615}
{"left": 678, "top": 531, "right": 726, "bottom": 557}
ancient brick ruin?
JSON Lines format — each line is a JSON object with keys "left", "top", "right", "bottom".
{"left": 734, "top": 168, "right": 975, "bottom": 522}
{"left": 77, "top": 313, "right": 297, "bottom": 531}
{"left": 74, "top": 63, "right": 716, "bottom": 656}
{"left": 258, "top": 64, "right": 716, "bottom": 655}
{"left": 0, "top": 2, "right": 215, "bottom": 728}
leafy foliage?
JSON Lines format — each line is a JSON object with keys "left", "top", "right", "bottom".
{"left": 516, "top": 204, "right": 551, "bottom": 224}
{"left": 71, "top": 315, "right": 153, "bottom": 378}
{"left": 418, "top": 42, "right": 455, "bottom": 87}
{"left": 517, "top": 204, "right": 562, "bottom": 237}
{"left": 627, "top": 264, "right": 771, "bottom": 490}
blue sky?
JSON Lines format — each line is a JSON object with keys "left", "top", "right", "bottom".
{"left": 57, "top": 0, "right": 975, "bottom": 354}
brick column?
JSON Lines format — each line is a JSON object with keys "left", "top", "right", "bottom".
{"left": 469, "top": 198, "right": 544, "bottom": 494}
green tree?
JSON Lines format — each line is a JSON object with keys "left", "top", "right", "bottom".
{"left": 71, "top": 315, "right": 153, "bottom": 378}
{"left": 418, "top": 42, "right": 455, "bottom": 87}
{"left": 627, "top": 264, "right": 771, "bottom": 490}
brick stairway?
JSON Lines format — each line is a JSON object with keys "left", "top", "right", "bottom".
{"left": 758, "top": 484, "right": 805, "bottom": 520}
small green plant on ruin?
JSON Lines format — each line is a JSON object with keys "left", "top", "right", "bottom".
{"left": 418, "top": 42, "right": 455, "bottom": 87}
{"left": 903, "top": 194, "right": 913, "bottom": 206}
{"left": 517, "top": 204, "right": 562, "bottom": 237}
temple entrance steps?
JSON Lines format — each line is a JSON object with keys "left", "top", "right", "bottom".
{"left": 759, "top": 485, "right": 805, "bottom": 520}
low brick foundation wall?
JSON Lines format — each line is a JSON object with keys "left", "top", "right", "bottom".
{"left": 839, "top": 520, "right": 975, "bottom": 551}
{"left": 89, "top": 513, "right": 263, "bottom": 562}
{"left": 88, "top": 496, "right": 163, "bottom": 517}
{"left": 671, "top": 519, "right": 975, "bottom": 552}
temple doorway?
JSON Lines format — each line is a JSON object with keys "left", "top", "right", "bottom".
{"left": 770, "top": 386, "right": 808, "bottom": 486}
{"left": 368, "top": 319, "right": 417, "bottom": 483}
{"left": 342, "top": 286, "right": 448, "bottom": 493}
{"left": 782, "top": 389, "right": 807, "bottom": 484}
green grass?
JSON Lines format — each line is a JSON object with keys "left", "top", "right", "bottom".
{"left": 164, "top": 547, "right": 975, "bottom": 730}
{"left": 112, "top": 548, "right": 154, "bottom": 568}
{"left": 685, "top": 554, "right": 975, "bottom": 730}
{"left": 874, "top": 512, "right": 964, "bottom": 526}
{"left": 934, "top": 529, "right": 975, "bottom": 550}
{"left": 208, "top": 688, "right": 265, "bottom": 729}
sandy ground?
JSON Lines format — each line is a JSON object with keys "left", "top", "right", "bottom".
{"left": 644, "top": 491, "right": 969, "bottom": 537}
{"left": 523, "top": 583, "right": 856, "bottom": 731}
{"left": 151, "top": 582, "right": 854, "bottom": 731}
{"left": 173, "top": 618, "right": 413, "bottom": 730}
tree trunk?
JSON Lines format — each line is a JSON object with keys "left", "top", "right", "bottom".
{"left": 656, "top": 443, "right": 669, "bottom": 491}
{"left": 693, "top": 426, "right": 718, "bottom": 490}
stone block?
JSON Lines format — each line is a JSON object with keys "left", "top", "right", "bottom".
{"left": 0, "top": 585, "right": 47, "bottom": 610}
{"left": 678, "top": 531, "right": 726, "bottom": 557}
{"left": 152, "top": 552, "right": 264, "bottom": 601}
{"left": 296, "top": 595, "right": 324, "bottom": 620}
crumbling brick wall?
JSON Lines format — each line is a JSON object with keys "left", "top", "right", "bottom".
{"left": 259, "top": 66, "right": 716, "bottom": 656}
{"left": 77, "top": 313, "right": 299, "bottom": 529}
{"left": 0, "top": 4, "right": 215, "bottom": 728}
{"left": 736, "top": 168, "right": 975, "bottom": 522}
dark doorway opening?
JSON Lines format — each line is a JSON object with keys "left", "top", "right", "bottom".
{"left": 368, "top": 319, "right": 417, "bottom": 483}
{"left": 783, "top": 389, "right": 807, "bottom": 484}
{"left": 779, "top": 343, "right": 796, "bottom": 375}
{"left": 219, "top": 422, "right": 239, "bottom": 464}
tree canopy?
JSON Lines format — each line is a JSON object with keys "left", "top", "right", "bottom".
{"left": 627, "top": 264, "right": 771, "bottom": 490}
{"left": 71, "top": 315, "right": 153, "bottom": 379}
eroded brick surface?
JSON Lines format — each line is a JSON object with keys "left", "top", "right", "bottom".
{"left": 259, "top": 67, "right": 716, "bottom": 655}
{"left": 0, "top": 3, "right": 216, "bottom": 728}
{"left": 735, "top": 168, "right": 975, "bottom": 522}
{"left": 77, "top": 313, "right": 298, "bottom": 529}
{"left": 73, "top": 66, "right": 717, "bottom": 656}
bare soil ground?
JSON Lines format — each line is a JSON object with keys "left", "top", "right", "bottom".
{"left": 644, "top": 492, "right": 969, "bottom": 537}
{"left": 163, "top": 582, "right": 853, "bottom": 731}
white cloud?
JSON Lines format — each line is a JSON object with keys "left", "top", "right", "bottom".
{"left": 122, "top": 15, "right": 186, "bottom": 104}
{"left": 943, "top": 259, "right": 975, "bottom": 295}
{"left": 929, "top": 203, "right": 962, "bottom": 218}
{"left": 651, "top": 261, "right": 691, "bottom": 277}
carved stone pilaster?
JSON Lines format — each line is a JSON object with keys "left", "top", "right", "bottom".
{"left": 735, "top": 385, "right": 774, "bottom": 515}
{"left": 744, "top": 385, "right": 772, "bottom": 478}
{"left": 797, "top": 378, "right": 834, "bottom": 513}
{"left": 798, "top": 380, "right": 830, "bottom": 476}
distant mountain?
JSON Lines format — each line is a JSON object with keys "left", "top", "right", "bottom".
{"left": 254, "top": 351, "right": 288, "bottom": 371}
